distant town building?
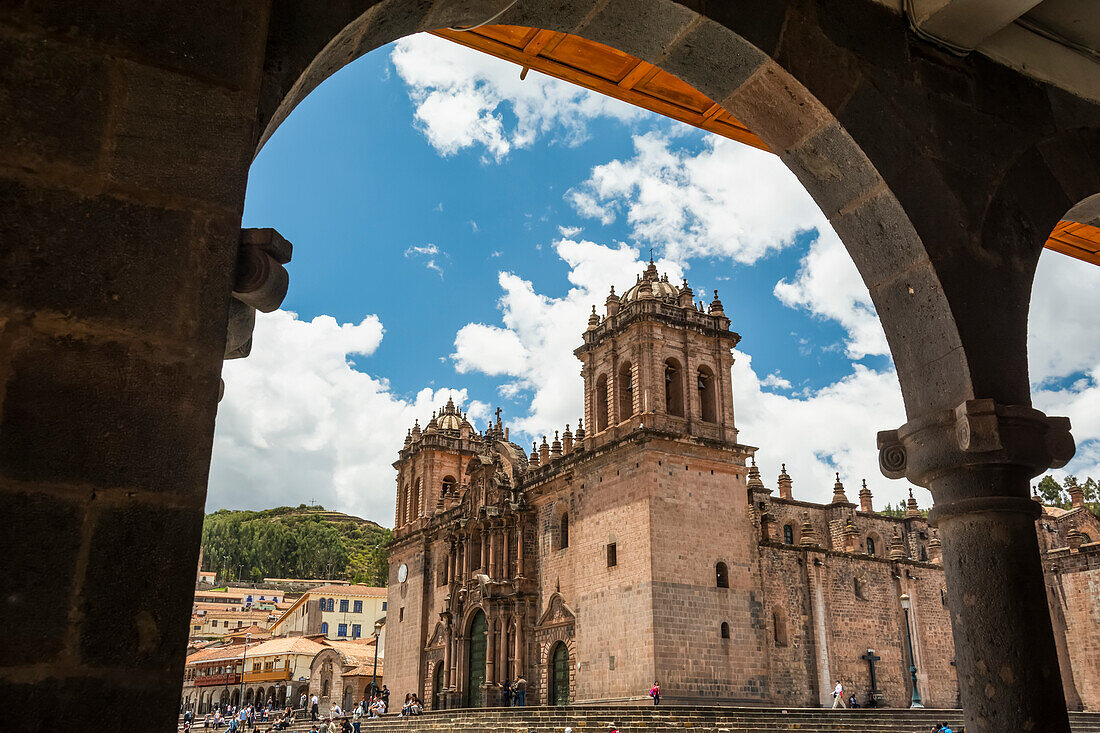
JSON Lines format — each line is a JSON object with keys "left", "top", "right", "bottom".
{"left": 271, "top": 583, "right": 387, "bottom": 645}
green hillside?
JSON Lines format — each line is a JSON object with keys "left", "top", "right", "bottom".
{"left": 200, "top": 505, "right": 392, "bottom": 586}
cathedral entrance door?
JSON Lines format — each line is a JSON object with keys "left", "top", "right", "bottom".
{"left": 433, "top": 662, "right": 444, "bottom": 710}
{"left": 550, "top": 642, "right": 570, "bottom": 706}
{"left": 467, "top": 611, "right": 487, "bottom": 707}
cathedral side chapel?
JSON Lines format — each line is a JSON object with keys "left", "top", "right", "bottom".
{"left": 385, "top": 260, "right": 1100, "bottom": 710}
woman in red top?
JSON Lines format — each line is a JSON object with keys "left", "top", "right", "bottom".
{"left": 649, "top": 681, "right": 661, "bottom": 705}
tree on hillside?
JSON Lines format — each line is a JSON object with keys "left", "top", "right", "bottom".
{"left": 200, "top": 508, "right": 374, "bottom": 583}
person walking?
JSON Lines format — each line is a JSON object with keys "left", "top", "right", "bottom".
{"left": 649, "top": 681, "right": 661, "bottom": 705}
{"left": 299, "top": 693, "right": 307, "bottom": 712}
{"left": 832, "top": 680, "right": 847, "bottom": 708}
{"left": 310, "top": 694, "right": 319, "bottom": 721}
{"left": 514, "top": 674, "right": 527, "bottom": 706}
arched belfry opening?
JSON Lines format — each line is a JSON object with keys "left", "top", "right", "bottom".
{"left": 665, "top": 358, "right": 684, "bottom": 417}
{"left": 617, "top": 361, "right": 634, "bottom": 423}
{"left": 697, "top": 365, "right": 717, "bottom": 423}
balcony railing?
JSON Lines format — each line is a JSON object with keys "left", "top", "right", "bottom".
{"left": 243, "top": 668, "right": 292, "bottom": 683}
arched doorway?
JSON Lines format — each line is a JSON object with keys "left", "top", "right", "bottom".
{"left": 433, "top": 662, "right": 444, "bottom": 710}
{"left": 549, "top": 642, "right": 570, "bottom": 706}
{"left": 466, "top": 610, "right": 488, "bottom": 708}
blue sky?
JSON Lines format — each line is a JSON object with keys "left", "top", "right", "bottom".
{"left": 210, "top": 33, "right": 1100, "bottom": 524}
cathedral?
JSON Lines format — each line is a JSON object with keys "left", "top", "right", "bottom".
{"left": 385, "top": 260, "right": 1100, "bottom": 711}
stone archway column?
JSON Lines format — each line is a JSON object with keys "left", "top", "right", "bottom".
{"left": 443, "top": 616, "right": 453, "bottom": 688}
{"left": 879, "top": 400, "right": 1075, "bottom": 732}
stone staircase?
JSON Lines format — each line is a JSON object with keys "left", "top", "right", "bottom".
{"left": 264, "top": 705, "right": 1100, "bottom": 733}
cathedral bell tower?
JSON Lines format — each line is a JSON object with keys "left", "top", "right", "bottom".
{"left": 573, "top": 258, "right": 741, "bottom": 449}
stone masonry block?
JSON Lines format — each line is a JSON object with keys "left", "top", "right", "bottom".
{"left": 108, "top": 62, "right": 256, "bottom": 205}
{"left": 577, "top": 0, "right": 696, "bottom": 63}
{"left": 0, "top": 30, "right": 109, "bottom": 170}
{"left": 0, "top": 489, "right": 83, "bottom": 665}
{"left": 659, "top": 18, "right": 766, "bottom": 108}
{"left": 0, "top": 673, "right": 182, "bottom": 732}
{"left": 78, "top": 503, "right": 203, "bottom": 670}
{"left": 0, "top": 177, "right": 207, "bottom": 340}
{"left": 28, "top": 0, "right": 268, "bottom": 90}
{"left": 0, "top": 333, "right": 218, "bottom": 494}
{"left": 779, "top": 122, "right": 882, "bottom": 218}
{"left": 724, "top": 63, "right": 835, "bottom": 154}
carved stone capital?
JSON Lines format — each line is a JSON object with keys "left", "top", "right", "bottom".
{"left": 878, "top": 399, "right": 1074, "bottom": 494}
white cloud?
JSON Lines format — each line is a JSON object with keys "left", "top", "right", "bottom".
{"left": 760, "top": 372, "right": 792, "bottom": 391}
{"left": 568, "top": 132, "right": 887, "bottom": 358}
{"left": 558, "top": 225, "right": 583, "bottom": 238}
{"left": 391, "top": 34, "right": 643, "bottom": 160}
{"left": 208, "top": 310, "right": 483, "bottom": 524}
{"left": 1027, "top": 249, "right": 1100, "bottom": 482}
{"left": 569, "top": 133, "right": 826, "bottom": 264}
{"left": 773, "top": 228, "right": 888, "bottom": 359}
{"left": 405, "top": 243, "right": 447, "bottom": 276}
{"left": 405, "top": 244, "right": 439, "bottom": 257}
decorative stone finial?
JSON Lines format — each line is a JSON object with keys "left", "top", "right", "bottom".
{"left": 551, "top": 431, "right": 562, "bottom": 457}
{"left": 859, "top": 479, "right": 873, "bottom": 513}
{"left": 906, "top": 487, "right": 921, "bottom": 517}
{"left": 888, "top": 528, "right": 906, "bottom": 560}
{"left": 831, "top": 472, "right": 849, "bottom": 504}
{"left": 539, "top": 435, "right": 550, "bottom": 464}
{"left": 799, "top": 514, "right": 818, "bottom": 547}
{"left": 588, "top": 305, "right": 600, "bottom": 329}
{"left": 708, "top": 289, "right": 724, "bottom": 315}
{"left": 562, "top": 424, "right": 573, "bottom": 454}
{"left": 777, "top": 463, "right": 793, "bottom": 500}
{"left": 1067, "top": 523, "right": 1085, "bottom": 551}
{"left": 575, "top": 418, "right": 586, "bottom": 446}
{"left": 928, "top": 529, "right": 942, "bottom": 563}
{"left": 529, "top": 442, "right": 540, "bottom": 466}
{"left": 1067, "top": 478, "right": 1085, "bottom": 509}
{"left": 843, "top": 517, "right": 859, "bottom": 553}
{"left": 746, "top": 457, "right": 765, "bottom": 490}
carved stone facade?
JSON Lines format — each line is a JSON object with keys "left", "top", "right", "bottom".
{"left": 385, "top": 261, "right": 1100, "bottom": 711}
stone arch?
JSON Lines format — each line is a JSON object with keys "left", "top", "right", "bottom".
{"left": 441, "top": 474, "right": 457, "bottom": 498}
{"left": 697, "top": 364, "right": 717, "bottom": 423}
{"left": 715, "top": 560, "right": 729, "bottom": 588}
{"left": 866, "top": 532, "right": 882, "bottom": 557}
{"left": 594, "top": 373, "right": 609, "bottom": 432}
{"left": 617, "top": 360, "right": 634, "bottom": 422}
{"left": 664, "top": 357, "right": 685, "bottom": 417}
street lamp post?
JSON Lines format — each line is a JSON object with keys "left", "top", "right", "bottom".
{"left": 899, "top": 594, "right": 924, "bottom": 708}
{"left": 239, "top": 632, "right": 252, "bottom": 712}
{"left": 370, "top": 620, "right": 383, "bottom": 700}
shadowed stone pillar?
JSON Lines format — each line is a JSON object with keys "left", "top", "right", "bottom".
{"left": 486, "top": 617, "right": 497, "bottom": 685}
{"left": 879, "top": 400, "right": 1075, "bottom": 732}
{"left": 0, "top": 3, "right": 271, "bottom": 730}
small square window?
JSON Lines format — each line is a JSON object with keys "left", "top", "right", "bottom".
{"left": 338, "top": 623, "right": 348, "bottom": 637}
{"left": 353, "top": 600, "right": 363, "bottom": 613}
{"left": 607, "top": 543, "right": 617, "bottom": 568}
{"left": 382, "top": 601, "right": 388, "bottom": 611}
{"left": 340, "top": 599, "right": 349, "bottom": 613}
{"left": 352, "top": 624, "right": 362, "bottom": 638}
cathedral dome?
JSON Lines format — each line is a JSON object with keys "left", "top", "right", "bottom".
{"left": 620, "top": 259, "right": 679, "bottom": 302}
{"left": 437, "top": 396, "right": 463, "bottom": 431}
